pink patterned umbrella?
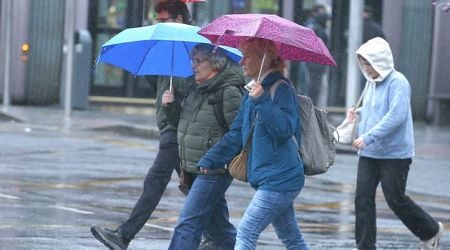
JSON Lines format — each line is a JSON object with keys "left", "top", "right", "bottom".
{"left": 198, "top": 13, "right": 336, "bottom": 66}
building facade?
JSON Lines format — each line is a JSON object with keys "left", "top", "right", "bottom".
{"left": 0, "top": 0, "right": 449, "bottom": 123}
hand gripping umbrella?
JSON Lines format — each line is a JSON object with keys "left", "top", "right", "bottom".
{"left": 97, "top": 22, "right": 242, "bottom": 90}
{"left": 199, "top": 14, "right": 336, "bottom": 80}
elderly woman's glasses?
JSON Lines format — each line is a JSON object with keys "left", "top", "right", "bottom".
{"left": 191, "top": 57, "right": 207, "bottom": 66}
{"left": 156, "top": 17, "right": 174, "bottom": 23}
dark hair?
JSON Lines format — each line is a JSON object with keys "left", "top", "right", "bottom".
{"left": 364, "top": 5, "right": 374, "bottom": 15}
{"left": 312, "top": 4, "right": 326, "bottom": 14}
{"left": 154, "top": 0, "right": 191, "bottom": 24}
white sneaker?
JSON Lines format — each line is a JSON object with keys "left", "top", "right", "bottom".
{"left": 420, "top": 222, "right": 444, "bottom": 250}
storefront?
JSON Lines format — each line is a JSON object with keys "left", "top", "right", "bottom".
{"left": 87, "top": 0, "right": 281, "bottom": 101}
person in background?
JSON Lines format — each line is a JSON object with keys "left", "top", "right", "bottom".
{"left": 90, "top": 1, "right": 195, "bottom": 249}
{"left": 197, "top": 37, "right": 309, "bottom": 249}
{"left": 347, "top": 37, "right": 444, "bottom": 250}
{"left": 162, "top": 43, "right": 245, "bottom": 250}
{"left": 362, "top": 5, "right": 386, "bottom": 43}
{"left": 304, "top": 5, "right": 330, "bottom": 106}
{"left": 303, "top": 4, "right": 327, "bottom": 28}
{"left": 359, "top": 5, "right": 387, "bottom": 94}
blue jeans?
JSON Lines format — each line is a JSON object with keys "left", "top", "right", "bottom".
{"left": 169, "top": 174, "right": 236, "bottom": 250}
{"left": 235, "top": 189, "right": 309, "bottom": 250}
{"left": 355, "top": 157, "right": 439, "bottom": 250}
{"left": 120, "top": 129, "right": 181, "bottom": 240}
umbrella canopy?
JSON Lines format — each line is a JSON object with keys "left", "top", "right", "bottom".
{"left": 198, "top": 13, "right": 336, "bottom": 66}
{"left": 97, "top": 22, "right": 242, "bottom": 77}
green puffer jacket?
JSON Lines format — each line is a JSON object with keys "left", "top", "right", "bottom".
{"left": 154, "top": 76, "right": 195, "bottom": 132}
{"left": 165, "top": 61, "right": 245, "bottom": 175}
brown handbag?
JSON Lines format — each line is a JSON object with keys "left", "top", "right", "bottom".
{"left": 228, "top": 149, "right": 249, "bottom": 182}
{"left": 228, "top": 119, "right": 255, "bottom": 182}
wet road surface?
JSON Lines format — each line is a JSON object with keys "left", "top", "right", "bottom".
{"left": 0, "top": 123, "right": 449, "bottom": 249}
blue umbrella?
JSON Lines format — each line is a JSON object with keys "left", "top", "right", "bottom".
{"left": 97, "top": 23, "right": 242, "bottom": 86}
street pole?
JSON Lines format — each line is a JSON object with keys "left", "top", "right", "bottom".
{"left": 63, "top": 0, "right": 76, "bottom": 124}
{"left": 345, "top": 0, "right": 364, "bottom": 109}
{"left": 1, "top": 0, "right": 12, "bottom": 113}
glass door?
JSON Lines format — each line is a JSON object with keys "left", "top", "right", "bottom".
{"left": 89, "top": 0, "right": 157, "bottom": 99}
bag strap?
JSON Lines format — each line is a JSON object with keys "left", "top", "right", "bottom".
{"left": 211, "top": 85, "right": 245, "bottom": 132}
{"left": 211, "top": 87, "right": 228, "bottom": 131}
{"left": 268, "top": 78, "right": 301, "bottom": 148}
{"left": 269, "top": 79, "right": 289, "bottom": 99}
{"left": 242, "top": 115, "right": 257, "bottom": 151}
{"left": 355, "top": 83, "right": 369, "bottom": 108}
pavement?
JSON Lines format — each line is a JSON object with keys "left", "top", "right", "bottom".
{"left": 1, "top": 103, "right": 450, "bottom": 249}
{"left": 2, "top": 104, "right": 450, "bottom": 159}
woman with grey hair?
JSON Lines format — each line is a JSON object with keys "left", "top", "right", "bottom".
{"left": 162, "top": 43, "right": 245, "bottom": 250}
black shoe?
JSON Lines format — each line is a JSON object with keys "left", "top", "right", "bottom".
{"left": 198, "top": 237, "right": 223, "bottom": 250}
{"left": 90, "top": 225, "right": 130, "bottom": 250}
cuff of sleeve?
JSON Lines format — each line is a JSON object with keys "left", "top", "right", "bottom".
{"left": 363, "top": 134, "right": 374, "bottom": 145}
{"left": 253, "top": 92, "right": 270, "bottom": 105}
{"left": 198, "top": 158, "right": 213, "bottom": 169}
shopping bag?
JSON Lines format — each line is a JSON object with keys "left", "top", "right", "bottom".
{"left": 335, "top": 117, "right": 358, "bottom": 144}
{"left": 334, "top": 84, "right": 368, "bottom": 145}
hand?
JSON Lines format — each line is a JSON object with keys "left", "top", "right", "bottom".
{"left": 249, "top": 82, "right": 264, "bottom": 99}
{"left": 346, "top": 107, "right": 357, "bottom": 122}
{"left": 353, "top": 136, "right": 366, "bottom": 150}
{"left": 199, "top": 167, "right": 209, "bottom": 174}
{"left": 178, "top": 169, "right": 192, "bottom": 196}
{"left": 162, "top": 90, "right": 175, "bottom": 106}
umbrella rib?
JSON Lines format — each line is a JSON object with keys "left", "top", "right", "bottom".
{"left": 135, "top": 41, "right": 158, "bottom": 75}
{"left": 171, "top": 41, "right": 175, "bottom": 77}
{"left": 181, "top": 41, "right": 192, "bottom": 73}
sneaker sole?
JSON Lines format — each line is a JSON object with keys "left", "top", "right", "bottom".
{"left": 434, "top": 222, "right": 444, "bottom": 248}
{"left": 90, "top": 226, "right": 122, "bottom": 250}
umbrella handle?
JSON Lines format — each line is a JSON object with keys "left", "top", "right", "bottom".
{"left": 170, "top": 76, "right": 173, "bottom": 92}
{"left": 256, "top": 51, "right": 267, "bottom": 83}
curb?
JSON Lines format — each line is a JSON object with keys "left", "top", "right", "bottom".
{"left": 90, "top": 124, "right": 160, "bottom": 139}
{"left": 0, "top": 111, "right": 23, "bottom": 122}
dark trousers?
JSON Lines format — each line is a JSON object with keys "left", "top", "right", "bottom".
{"left": 355, "top": 157, "right": 439, "bottom": 250}
{"left": 120, "top": 129, "right": 180, "bottom": 240}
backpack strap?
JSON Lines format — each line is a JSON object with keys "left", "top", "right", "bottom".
{"left": 268, "top": 78, "right": 302, "bottom": 148}
{"left": 211, "top": 87, "right": 228, "bottom": 131}
{"left": 210, "top": 85, "right": 245, "bottom": 132}
{"left": 269, "top": 77, "right": 291, "bottom": 100}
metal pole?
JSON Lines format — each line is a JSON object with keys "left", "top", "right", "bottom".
{"left": 345, "top": 0, "right": 364, "bottom": 109}
{"left": 1, "top": 0, "right": 12, "bottom": 112}
{"left": 63, "top": 0, "right": 76, "bottom": 122}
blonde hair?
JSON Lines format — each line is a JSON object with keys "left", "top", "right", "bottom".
{"left": 239, "top": 38, "right": 286, "bottom": 73}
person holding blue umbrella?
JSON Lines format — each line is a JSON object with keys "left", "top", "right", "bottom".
{"left": 91, "top": 1, "right": 197, "bottom": 249}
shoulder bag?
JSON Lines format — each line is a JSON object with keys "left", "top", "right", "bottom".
{"left": 334, "top": 84, "right": 368, "bottom": 144}
{"left": 228, "top": 119, "right": 256, "bottom": 182}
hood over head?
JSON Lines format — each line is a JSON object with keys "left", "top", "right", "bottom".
{"left": 356, "top": 37, "right": 394, "bottom": 82}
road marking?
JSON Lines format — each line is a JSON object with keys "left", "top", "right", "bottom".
{"left": 144, "top": 223, "right": 174, "bottom": 232}
{"left": 50, "top": 205, "right": 94, "bottom": 215}
{"left": 0, "top": 193, "right": 19, "bottom": 200}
